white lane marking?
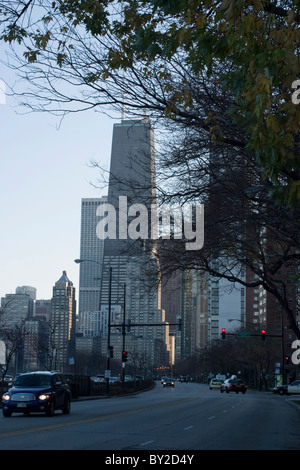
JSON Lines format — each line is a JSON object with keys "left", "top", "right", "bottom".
{"left": 140, "top": 440, "right": 154, "bottom": 446}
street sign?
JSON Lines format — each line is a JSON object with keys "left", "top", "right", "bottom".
{"left": 237, "top": 331, "right": 250, "bottom": 337}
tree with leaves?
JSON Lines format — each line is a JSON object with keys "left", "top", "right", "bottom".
{"left": 0, "top": 1, "right": 299, "bottom": 342}
{"left": 1, "top": 0, "right": 299, "bottom": 203}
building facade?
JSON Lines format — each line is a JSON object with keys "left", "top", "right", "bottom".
{"left": 78, "top": 197, "right": 107, "bottom": 314}
{"left": 50, "top": 271, "right": 76, "bottom": 372}
{"left": 99, "top": 118, "right": 170, "bottom": 370}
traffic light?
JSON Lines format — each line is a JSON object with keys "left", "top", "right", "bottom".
{"left": 122, "top": 350, "right": 128, "bottom": 362}
{"left": 261, "top": 329, "right": 266, "bottom": 340}
{"left": 221, "top": 328, "right": 226, "bottom": 339}
{"left": 109, "top": 345, "right": 113, "bottom": 358}
{"left": 177, "top": 318, "right": 182, "bottom": 331}
{"left": 126, "top": 319, "right": 131, "bottom": 333}
{"left": 285, "top": 356, "right": 290, "bottom": 365}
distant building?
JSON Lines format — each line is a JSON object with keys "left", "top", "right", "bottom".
{"left": 50, "top": 271, "right": 76, "bottom": 372}
{"left": 34, "top": 299, "right": 51, "bottom": 322}
{"left": 16, "top": 286, "right": 37, "bottom": 301}
{"left": 23, "top": 319, "right": 49, "bottom": 372}
{"left": 76, "top": 334, "right": 101, "bottom": 358}
{"left": 99, "top": 118, "right": 170, "bottom": 369}
{"left": 191, "top": 263, "right": 245, "bottom": 351}
{"left": 245, "top": 266, "right": 298, "bottom": 362}
{"left": 1, "top": 292, "right": 34, "bottom": 330}
{"left": 78, "top": 197, "right": 107, "bottom": 316}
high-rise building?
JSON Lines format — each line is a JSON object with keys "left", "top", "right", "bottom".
{"left": 100, "top": 118, "right": 170, "bottom": 369}
{"left": 16, "top": 286, "right": 37, "bottom": 301}
{"left": 78, "top": 197, "right": 107, "bottom": 315}
{"left": 50, "top": 271, "right": 76, "bottom": 372}
{"left": 100, "top": 118, "right": 156, "bottom": 306}
{"left": 34, "top": 299, "right": 51, "bottom": 322}
{"left": 1, "top": 292, "right": 34, "bottom": 330}
{"left": 23, "top": 319, "right": 49, "bottom": 372}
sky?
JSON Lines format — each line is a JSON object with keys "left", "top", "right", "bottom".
{"left": 0, "top": 66, "right": 116, "bottom": 301}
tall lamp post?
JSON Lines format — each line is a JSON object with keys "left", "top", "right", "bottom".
{"left": 106, "top": 267, "right": 112, "bottom": 395}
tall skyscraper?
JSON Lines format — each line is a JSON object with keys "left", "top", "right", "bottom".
{"left": 100, "top": 118, "right": 170, "bottom": 368}
{"left": 100, "top": 118, "right": 156, "bottom": 306}
{"left": 50, "top": 271, "right": 76, "bottom": 372}
{"left": 78, "top": 197, "right": 107, "bottom": 317}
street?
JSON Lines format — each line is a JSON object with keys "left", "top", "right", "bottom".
{"left": 0, "top": 381, "right": 299, "bottom": 451}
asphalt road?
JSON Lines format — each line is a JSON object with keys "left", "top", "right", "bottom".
{"left": 0, "top": 381, "right": 299, "bottom": 451}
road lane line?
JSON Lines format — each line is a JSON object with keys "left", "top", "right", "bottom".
{"left": 0, "top": 397, "right": 197, "bottom": 439}
{"left": 140, "top": 440, "right": 154, "bottom": 446}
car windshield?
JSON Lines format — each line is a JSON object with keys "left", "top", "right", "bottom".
{"left": 14, "top": 375, "right": 52, "bottom": 387}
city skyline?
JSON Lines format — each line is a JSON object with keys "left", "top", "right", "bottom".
{"left": 0, "top": 67, "right": 116, "bottom": 300}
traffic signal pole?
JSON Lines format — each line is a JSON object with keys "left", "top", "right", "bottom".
{"left": 221, "top": 327, "right": 286, "bottom": 384}
{"left": 122, "top": 283, "right": 126, "bottom": 390}
{"left": 106, "top": 267, "right": 112, "bottom": 395}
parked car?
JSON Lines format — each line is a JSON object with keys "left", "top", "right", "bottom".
{"left": 109, "top": 376, "right": 120, "bottom": 384}
{"left": 180, "top": 376, "right": 188, "bottom": 383}
{"left": 287, "top": 380, "right": 300, "bottom": 394}
{"left": 273, "top": 380, "right": 300, "bottom": 395}
{"left": 2, "top": 371, "right": 71, "bottom": 417}
{"left": 220, "top": 378, "right": 247, "bottom": 394}
{"left": 272, "top": 384, "right": 288, "bottom": 395}
{"left": 162, "top": 378, "right": 175, "bottom": 387}
{"left": 209, "top": 378, "right": 223, "bottom": 389}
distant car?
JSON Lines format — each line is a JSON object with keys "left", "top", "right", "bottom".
{"left": 162, "top": 378, "right": 175, "bottom": 387}
{"left": 2, "top": 375, "right": 14, "bottom": 383}
{"left": 272, "top": 384, "right": 288, "bottom": 395}
{"left": 109, "top": 376, "right": 120, "bottom": 384}
{"left": 161, "top": 376, "right": 168, "bottom": 383}
{"left": 2, "top": 371, "right": 71, "bottom": 417}
{"left": 220, "top": 378, "right": 247, "bottom": 394}
{"left": 209, "top": 378, "right": 223, "bottom": 390}
{"left": 180, "top": 376, "right": 188, "bottom": 383}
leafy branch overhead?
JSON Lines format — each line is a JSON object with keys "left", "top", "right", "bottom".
{"left": 0, "top": 0, "right": 299, "bottom": 205}
{"left": 0, "top": 1, "right": 300, "bottom": 341}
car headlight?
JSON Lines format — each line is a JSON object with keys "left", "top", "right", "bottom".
{"left": 38, "top": 394, "right": 51, "bottom": 401}
{"left": 2, "top": 394, "right": 10, "bottom": 401}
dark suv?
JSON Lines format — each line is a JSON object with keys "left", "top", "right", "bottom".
{"left": 2, "top": 371, "right": 71, "bottom": 417}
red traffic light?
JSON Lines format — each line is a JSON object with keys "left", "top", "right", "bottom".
{"left": 221, "top": 328, "right": 226, "bottom": 339}
{"left": 261, "top": 329, "right": 266, "bottom": 340}
{"left": 122, "top": 350, "right": 128, "bottom": 362}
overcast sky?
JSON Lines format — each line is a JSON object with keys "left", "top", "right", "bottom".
{"left": 0, "top": 64, "right": 115, "bottom": 301}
